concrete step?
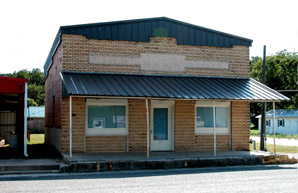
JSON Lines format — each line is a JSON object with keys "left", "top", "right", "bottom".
{"left": 0, "top": 164, "right": 60, "bottom": 175}
{"left": 0, "top": 169, "right": 60, "bottom": 175}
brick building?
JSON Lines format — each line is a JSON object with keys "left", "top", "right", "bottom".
{"left": 44, "top": 17, "right": 288, "bottom": 156}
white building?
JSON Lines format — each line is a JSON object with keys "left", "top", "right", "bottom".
{"left": 256, "top": 109, "right": 298, "bottom": 135}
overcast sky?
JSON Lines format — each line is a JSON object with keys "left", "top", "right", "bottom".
{"left": 0, "top": 0, "right": 297, "bottom": 74}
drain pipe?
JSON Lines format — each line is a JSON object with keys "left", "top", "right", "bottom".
{"left": 145, "top": 98, "right": 150, "bottom": 158}
{"left": 273, "top": 102, "right": 276, "bottom": 154}
{"left": 213, "top": 100, "right": 216, "bottom": 157}
{"left": 24, "top": 82, "right": 28, "bottom": 157}
{"left": 69, "top": 96, "right": 72, "bottom": 158}
{"left": 250, "top": 139, "right": 256, "bottom": 150}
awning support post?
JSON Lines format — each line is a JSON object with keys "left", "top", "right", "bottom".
{"left": 69, "top": 96, "right": 72, "bottom": 158}
{"left": 273, "top": 102, "right": 276, "bottom": 154}
{"left": 213, "top": 100, "right": 216, "bottom": 157}
{"left": 146, "top": 98, "right": 150, "bottom": 158}
{"left": 24, "top": 82, "right": 28, "bottom": 157}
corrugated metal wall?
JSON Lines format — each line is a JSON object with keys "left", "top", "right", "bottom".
{"left": 61, "top": 19, "right": 251, "bottom": 48}
{"left": 0, "top": 112, "right": 16, "bottom": 138}
{"left": 44, "top": 17, "right": 253, "bottom": 78}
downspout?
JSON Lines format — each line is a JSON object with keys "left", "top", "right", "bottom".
{"left": 70, "top": 96, "right": 72, "bottom": 158}
{"left": 213, "top": 100, "right": 216, "bottom": 157}
{"left": 145, "top": 98, "right": 150, "bottom": 158}
{"left": 24, "top": 82, "right": 28, "bottom": 157}
{"left": 273, "top": 102, "right": 276, "bottom": 154}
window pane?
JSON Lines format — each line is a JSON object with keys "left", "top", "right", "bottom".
{"left": 88, "top": 106, "right": 126, "bottom": 128}
{"left": 216, "top": 107, "right": 228, "bottom": 127}
{"left": 196, "top": 107, "right": 228, "bottom": 128}
{"left": 196, "top": 107, "right": 213, "bottom": 127}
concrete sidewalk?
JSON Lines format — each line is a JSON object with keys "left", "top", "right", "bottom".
{"left": 251, "top": 136, "right": 298, "bottom": 147}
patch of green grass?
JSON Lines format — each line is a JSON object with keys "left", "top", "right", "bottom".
{"left": 27, "top": 134, "right": 44, "bottom": 145}
{"left": 250, "top": 130, "right": 298, "bottom": 139}
{"left": 269, "top": 134, "right": 298, "bottom": 139}
{"left": 250, "top": 143, "right": 298, "bottom": 153}
{"left": 250, "top": 130, "right": 259, "bottom": 136}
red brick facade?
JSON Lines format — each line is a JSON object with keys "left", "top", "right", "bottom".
{"left": 45, "top": 43, "right": 63, "bottom": 128}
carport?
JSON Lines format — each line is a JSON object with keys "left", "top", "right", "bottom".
{"left": 0, "top": 76, "right": 28, "bottom": 157}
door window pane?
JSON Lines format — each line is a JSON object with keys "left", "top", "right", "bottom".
{"left": 153, "top": 108, "right": 168, "bottom": 140}
{"left": 88, "top": 106, "right": 126, "bottom": 129}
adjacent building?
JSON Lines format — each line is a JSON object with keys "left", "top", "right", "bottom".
{"left": 257, "top": 109, "right": 298, "bottom": 135}
{"left": 0, "top": 76, "right": 28, "bottom": 156}
{"left": 44, "top": 17, "right": 289, "bottom": 155}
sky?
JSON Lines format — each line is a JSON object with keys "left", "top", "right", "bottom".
{"left": 0, "top": 0, "right": 297, "bottom": 74}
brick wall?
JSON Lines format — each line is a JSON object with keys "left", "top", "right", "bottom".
{"left": 61, "top": 34, "right": 249, "bottom": 78}
{"left": 45, "top": 42, "right": 63, "bottom": 128}
{"left": 231, "top": 101, "right": 250, "bottom": 150}
{"left": 86, "top": 136, "right": 127, "bottom": 152}
{"left": 61, "top": 97, "right": 85, "bottom": 153}
{"left": 195, "top": 135, "right": 230, "bottom": 151}
{"left": 128, "top": 99, "right": 149, "bottom": 152}
{"left": 174, "top": 100, "right": 195, "bottom": 152}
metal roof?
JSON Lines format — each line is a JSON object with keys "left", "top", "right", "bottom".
{"left": 61, "top": 72, "right": 289, "bottom": 102}
{"left": 60, "top": 17, "right": 252, "bottom": 47}
{"left": 27, "top": 106, "right": 45, "bottom": 118}
{"left": 256, "top": 109, "right": 298, "bottom": 118}
{"left": 44, "top": 17, "right": 253, "bottom": 78}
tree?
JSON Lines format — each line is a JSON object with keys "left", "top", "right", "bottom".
{"left": 250, "top": 50, "right": 298, "bottom": 128}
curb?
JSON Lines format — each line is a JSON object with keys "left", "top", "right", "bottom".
{"left": 61, "top": 154, "right": 298, "bottom": 173}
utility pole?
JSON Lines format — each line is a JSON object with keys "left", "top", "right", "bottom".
{"left": 260, "top": 45, "right": 267, "bottom": 151}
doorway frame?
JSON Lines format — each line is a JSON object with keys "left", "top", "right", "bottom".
{"left": 150, "top": 100, "right": 174, "bottom": 151}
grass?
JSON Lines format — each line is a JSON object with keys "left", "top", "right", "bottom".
{"left": 27, "top": 134, "right": 45, "bottom": 145}
{"left": 250, "top": 142, "right": 298, "bottom": 153}
{"left": 250, "top": 129, "right": 298, "bottom": 139}
{"left": 250, "top": 130, "right": 259, "bottom": 136}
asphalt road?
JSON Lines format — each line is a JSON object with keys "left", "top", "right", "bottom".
{"left": 0, "top": 164, "right": 297, "bottom": 193}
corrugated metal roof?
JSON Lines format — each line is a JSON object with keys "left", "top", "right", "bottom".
{"left": 60, "top": 17, "right": 252, "bottom": 47}
{"left": 256, "top": 109, "right": 298, "bottom": 118}
{"left": 44, "top": 17, "right": 253, "bottom": 78}
{"left": 61, "top": 72, "right": 289, "bottom": 102}
{"left": 27, "top": 106, "right": 45, "bottom": 118}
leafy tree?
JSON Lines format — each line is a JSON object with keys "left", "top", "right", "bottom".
{"left": 27, "top": 98, "right": 38, "bottom": 106}
{"left": 28, "top": 68, "right": 44, "bottom": 85}
{"left": 250, "top": 50, "right": 298, "bottom": 128}
{"left": 28, "top": 84, "right": 45, "bottom": 106}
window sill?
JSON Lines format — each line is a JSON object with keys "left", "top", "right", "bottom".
{"left": 85, "top": 133, "right": 128, "bottom": 136}
{"left": 195, "top": 133, "right": 231, "bottom": 136}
